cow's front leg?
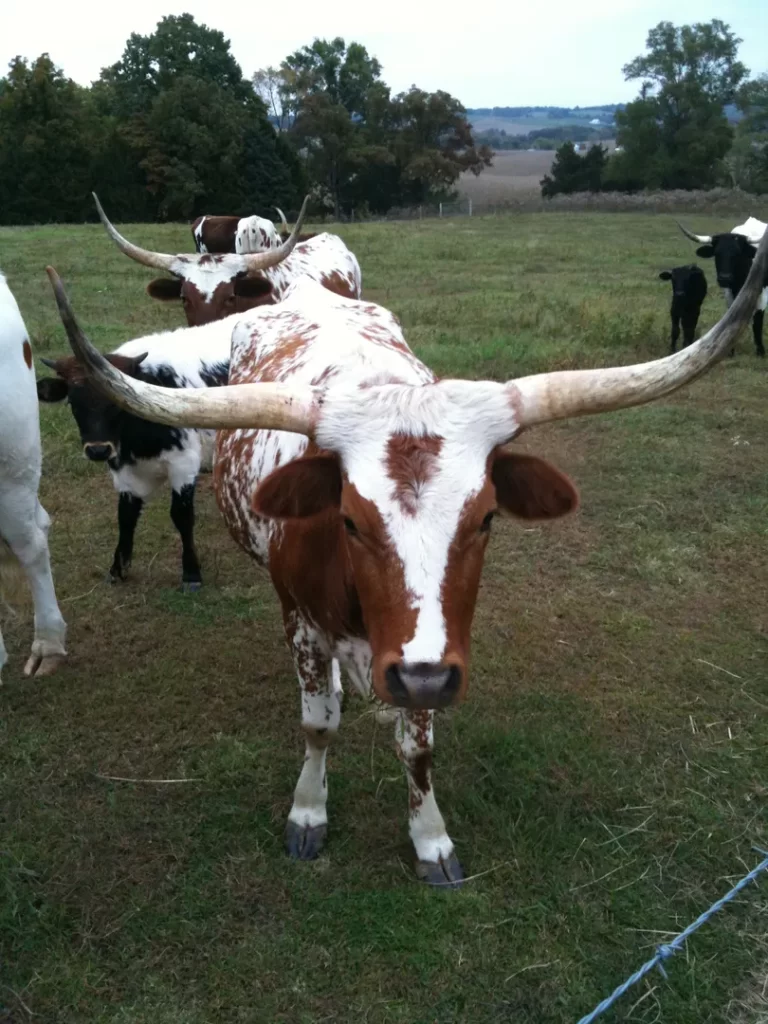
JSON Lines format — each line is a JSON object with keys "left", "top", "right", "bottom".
{"left": 170, "top": 484, "right": 202, "bottom": 591}
{"left": 753, "top": 309, "right": 765, "bottom": 357}
{"left": 285, "top": 616, "right": 341, "bottom": 860}
{"left": 396, "top": 710, "right": 464, "bottom": 887}
{"left": 110, "top": 491, "right": 143, "bottom": 582}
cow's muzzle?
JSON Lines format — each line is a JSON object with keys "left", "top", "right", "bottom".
{"left": 385, "top": 662, "right": 463, "bottom": 709}
{"left": 84, "top": 442, "right": 117, "bottom": 462}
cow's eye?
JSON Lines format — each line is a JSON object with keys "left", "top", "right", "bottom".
{"left": 479, "top": 511, "right": 495, "bottom": 533}
{"left": 343, "top": 516, "right": 358, "bottom": 536}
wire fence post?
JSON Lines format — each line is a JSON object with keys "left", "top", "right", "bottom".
{"left": 439, "top": 202, "right": 443, "bottom": 218}
{"left": 469, "top": 197, "right": 473, "bottom": 217}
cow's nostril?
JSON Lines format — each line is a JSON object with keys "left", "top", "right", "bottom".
{"left": 385, "top": 663, "right": 410, "bottom": 705}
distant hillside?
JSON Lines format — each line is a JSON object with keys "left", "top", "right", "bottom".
{"left": 467, "top": 103, "right": 742, "bottom": 135}
{"left": 466, "top": 105, "right": 620, "bottom": 136}
{"left": 466, "top": 102, "right": 743, "bottom": 151}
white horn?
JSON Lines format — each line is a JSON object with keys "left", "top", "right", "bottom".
{"left": 677, "top": 221, "right": 712, "bottom": 245}
{"left": 510, "top": 227, "right": 768, "bottom": 428}
{"left": 45, "top": 266, "right": 320, "bottom": 437}
{"left": 93, "top": 193, "right": 176, "bottom": 272}
{"left": 242, "top": 196, "right": 310, "bottom": 273}
{"left": 275, "top": 207, "right": 289, "bottom": 232}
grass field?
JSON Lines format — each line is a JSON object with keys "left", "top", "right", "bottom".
{"left": 2, "top": 212, "right": 767, "bottom": 1023}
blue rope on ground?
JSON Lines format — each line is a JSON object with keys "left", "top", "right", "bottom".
{"left": 576, "top": 847, "right": 768, "bottom": 1024}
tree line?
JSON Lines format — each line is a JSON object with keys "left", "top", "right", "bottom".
{"left": 0, "top": 16, "right": 491, "bottom": 225}
{"left": 542, "top": 20, "right": 768, "bottom": 198}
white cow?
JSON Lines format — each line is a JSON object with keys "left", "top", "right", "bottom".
{"left": 0, "top": 271, "right": 67, "bottom": 682}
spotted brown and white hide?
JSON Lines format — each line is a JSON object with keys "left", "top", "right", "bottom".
{"left": 45, "top": 227, "right": 768, "bottom": 886}
{"left": 192, "top": 215, "right": 240, "bottom": 254}
{"left": 212, "top": 279, "right": 577, "bottom": 884}
{"left": 150, "top": 234, "right": 362, "bottom": 327}
{"left": 0, "top": 271, "right": 67, "bottom": 682}
{"left": 235, "top": 216, "right": 282, "bottom": 255}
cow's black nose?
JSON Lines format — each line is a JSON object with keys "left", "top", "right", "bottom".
{"left": 385, "top": 662, "right": 462, "bottom": 709}
{"left": 84, "top": 443, "right": 114, "bottom": 462}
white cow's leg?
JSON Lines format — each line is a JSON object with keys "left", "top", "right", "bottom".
{"left": 396, "top": 709, "right": 464, "bottom": 887}
{"left": 0, "top": 492, "right": 66, "bottom": 678}
{"left": 284, "top": 613, "right": 341, "bottom": 860}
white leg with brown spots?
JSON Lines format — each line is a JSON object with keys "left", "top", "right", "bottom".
{"left": 396, "top": 710, "right": 464, "bottom": 887}
{"left": 285, "top": 615, "right": 341, "bottom": 860}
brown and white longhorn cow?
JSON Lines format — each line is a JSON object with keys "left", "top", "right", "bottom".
{"left": 46, "top": 230, "right": 768, "bottom": 886}
{"left": 191, "top": 214, "right": 242, "bottom": 254}
{"left": 192, "top": 209, "right": 315, "bottom": 255}
{"left": 93, "top": 194, "right": 360, "bottom": 327}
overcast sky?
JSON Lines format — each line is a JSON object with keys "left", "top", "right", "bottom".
{"left": 1, "top": 0, "right": 766, "bottom": 108}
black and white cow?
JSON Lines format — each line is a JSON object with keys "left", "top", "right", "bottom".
{"left": 36, "top": 319, "right": 232, "bottom": 590}
{"left": 658, "top": 265, "right": 708, "bottom": 352}
{"left": 678, "top": 218, "right": 768, "bottom": 357}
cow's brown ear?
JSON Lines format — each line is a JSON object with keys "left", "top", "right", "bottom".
{"left": 147, "top": 278, "right": 182, "bottom": 301}
{"left": 492, "top": 452, "right": 578, "bottom": 520}
{"left": 107, "top": 353, "right": 149, "bottom": 377}
{"left": 253, "top": 455, "right": 342, "bottom": 519}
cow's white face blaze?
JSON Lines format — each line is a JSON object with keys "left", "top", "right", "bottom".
{"left": 145, "top": 238, "right": 362, "bottom": 327}
{"left": 254, "top": 381, "right": 578, "bottom": 709}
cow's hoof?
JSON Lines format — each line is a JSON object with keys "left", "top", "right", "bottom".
{"left": 285, "top": 821, "right": 327, "bottom": 860}
{"left": 416, "top": 853, "right": 466, "bottom": 888}
{"left": 180, "top": 580, "right": 202, "bottom": 594}
{"left": 23, "top": 652, "right": 66, "bottom": 678}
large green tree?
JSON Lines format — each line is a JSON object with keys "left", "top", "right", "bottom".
{"left": 723, "top": 75, "right": 768, "bottom": 192}
{"left": 0, "top": 55, "right": 97, "bottom": 224}
{"left": 541, "top": 142, "right": 607, "bottom": 197}
{"left": 606, "top": 20, "right": 749, "bottom": 191}
{"left": 97, "top": 14, "right": 303, "bottom": 219}
{"left": 100, "top": 13, "right": 250, "bottom": 118}
{"left": 271, "top": 38, "right": 491, "bottom": 216}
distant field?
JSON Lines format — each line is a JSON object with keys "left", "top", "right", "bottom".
{"left": 2, "top": 213, "right": 767, "bottom": 1023}
{"left": 460, "top": 144, "right": 619, "bottom": 204}
{"left": 468, "top": 114, "right": 603, "bottom": 134}
{"left": 460, "top": 150, "right": 556, "bottom": 199}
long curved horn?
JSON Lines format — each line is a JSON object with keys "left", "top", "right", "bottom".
{"left": 93, "top": 193, "right": 176, "bottom": 272}
{"left": 511, "top": 229, "right": 768, "bottom": 429}
{"left": 45, "top": 267, "right": 320, "bottom": 437}
{"left": 275, "top": 207, "right": 289, "bottom": 231}
{"left": 241, "top": 195, "right": 310, "bottom": 274}
{"left": 677, "top": 221, "right": 712, "bottom": 245}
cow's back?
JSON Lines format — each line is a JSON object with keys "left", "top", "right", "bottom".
{"left": 213, "top": 281, "right": 430, "bottom": 567}
{"left": 264, "top": 234, "right": 362, "bottom": 304}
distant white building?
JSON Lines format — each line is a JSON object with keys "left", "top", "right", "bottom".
{"left": 589, "top": 118, "right": 601, "bottom": 125}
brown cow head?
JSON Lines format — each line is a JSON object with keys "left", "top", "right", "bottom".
{"left": 92, "top": 193, "right": 310, "bottom": 326}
